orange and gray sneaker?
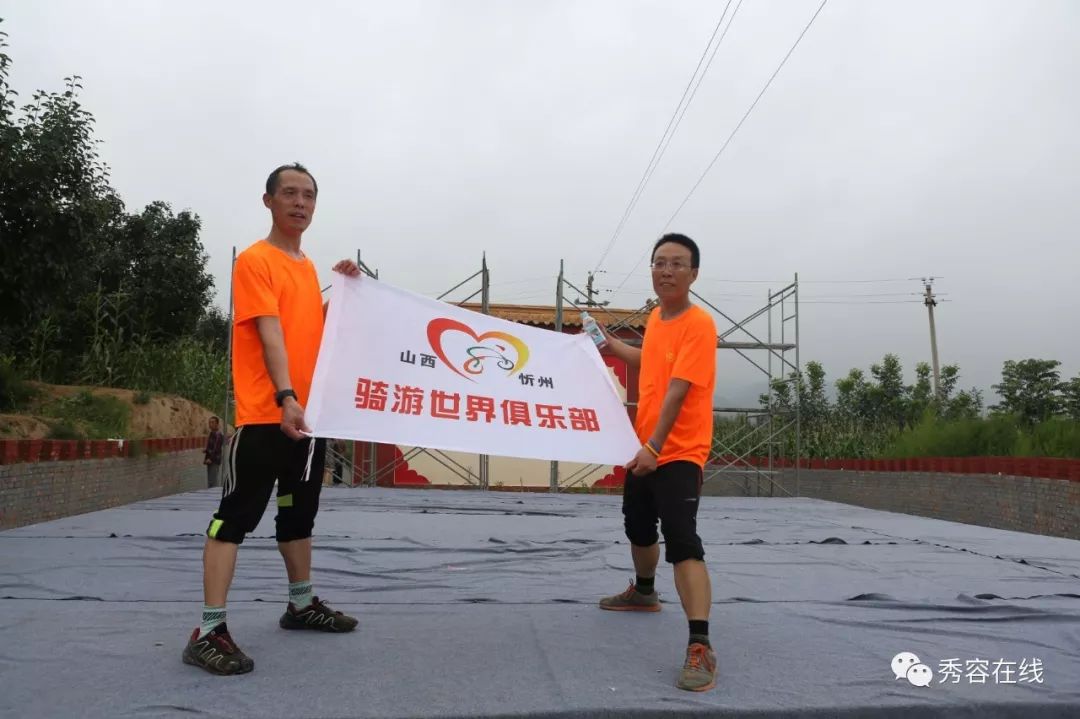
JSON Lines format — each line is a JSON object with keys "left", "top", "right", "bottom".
{"left": 279, "top": 596, "right": 358, "bottom": 632}
{"left": 181, "top": 623, "right": 254, "bottom": 676}
{"left": 598, "top": 581, "right": 661, "bottom": 612}
{"left": 676, "top": 642, "right": 717, "bottom": 691}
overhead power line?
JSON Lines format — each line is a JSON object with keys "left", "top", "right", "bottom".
{"left": 687, "top": 277, "right": 916, "bottom": 285}
{"left": 800, "top": 277, "right": 915, "bottom": 284}
{"left": 592, "top": 0, "right": 740, "bottom": 274}
{"left": 659, "top": 0, "right": 829, "bottom": 230}
{"left": 801, "top": 299, "right": 922, "bottom": 305}
{"left": 613, "top": 0, "right": 830, "bottom": 294}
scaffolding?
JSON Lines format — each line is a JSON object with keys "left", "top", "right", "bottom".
{"left": 700, "top": 276, "right": 801, "bottom": 497}
{"left": 556, "top": 270, "right": 801, "bottom": 497}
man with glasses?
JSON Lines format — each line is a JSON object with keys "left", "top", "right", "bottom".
{"left": 596, "top": 233, "right": 718, "bottom": 692}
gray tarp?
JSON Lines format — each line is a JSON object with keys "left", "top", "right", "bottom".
{"left": 2, "top": 487, "right": 1079, "bottom": 718}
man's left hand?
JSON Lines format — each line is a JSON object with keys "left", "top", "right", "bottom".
{"left": 625, "top": 445, "right": 658, "bottom": 477}
{"left": 332, "top": 259, "right": 362, "bottom": 277}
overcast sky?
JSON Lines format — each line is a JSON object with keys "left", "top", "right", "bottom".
{"left": 4, "top": 0, "right": 1078, "bottom": 405}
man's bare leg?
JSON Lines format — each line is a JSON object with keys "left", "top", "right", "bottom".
{"left": 673, "top": 558, "right": 711, "bottom": 620}
{"left": 203, "top": 538, "right": 239, "bottom": 607}
{"left": 632, "top": 542, "right": 660, "bottom": 580}
{"left": 279, "top": 537, "right": 312, "bottom": 585}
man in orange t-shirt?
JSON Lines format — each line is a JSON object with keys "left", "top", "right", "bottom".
{"left": 596, "top": 233, "right": 719, "bottom": 693}
{"left": 182, "top": 163, "right": 361, "bottom": 676}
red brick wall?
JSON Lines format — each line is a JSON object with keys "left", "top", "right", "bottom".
{"left": 0, "top": 438, "right": 207, "bottom": 530}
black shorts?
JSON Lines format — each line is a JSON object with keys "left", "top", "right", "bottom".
{"left": 622, "top": 460, "right": 705, "bottom": 564}
{"left": 206, "top": 424, "right": 326, "bottom": 545}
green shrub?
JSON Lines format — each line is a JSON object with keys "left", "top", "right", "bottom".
{"left": 46, "top": 420, "right": 83, "bottom": 440}
{"left": 1027, "top": 417, "right": 1080, "bottom": 458}
{"left": 44, "top": 390, "right": 130, "bottom": 438}
{"left": 883, "top": 414, "right": 1079, "bottom": 459}
{"left": 0, "top": 355, "right": 35, "bottom": 411}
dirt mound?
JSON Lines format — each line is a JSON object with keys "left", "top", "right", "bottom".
{"left": 0, "top": 383, "right": 224, "bottom": 440}
{"left": 0, "top": 414, "right": 52, "bottom": 439}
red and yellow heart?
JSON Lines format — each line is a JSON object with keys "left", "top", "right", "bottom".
{"left": 426, "top": 318, "right": 530, "bottom": 381}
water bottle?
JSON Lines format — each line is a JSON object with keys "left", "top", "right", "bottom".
{"left": 581, "top": 311, "right": 608, "bottom": 349}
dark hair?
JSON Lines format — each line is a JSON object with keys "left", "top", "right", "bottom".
{"left": 266, "top": 163, "right": 318, "bottom": 196}
{"left": 209, "top": 415, "right": 219, "bottom": 423}
{"left": 651, "top": 233, "right": 700, "bottom": 268}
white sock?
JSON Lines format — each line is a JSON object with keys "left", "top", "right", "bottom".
{"left": 199, "top": 605, "right": 226, "bottom": 638}
{"left": 289, "top": 580, "right": 313, "bottom": 609}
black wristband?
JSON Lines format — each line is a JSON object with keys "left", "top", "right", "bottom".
{"left": 274, "top": 389, "right": 297, "bottom": 407}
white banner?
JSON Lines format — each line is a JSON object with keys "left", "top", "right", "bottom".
{"left": 306, "top": 274, "right": 640, "bottom": 466}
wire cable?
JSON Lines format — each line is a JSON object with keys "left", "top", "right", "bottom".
{"left": 612, "top": 0, "right": 830, "bottom": 294}
{"left": 592, "top": 0, "right": 739, "bottom": 274}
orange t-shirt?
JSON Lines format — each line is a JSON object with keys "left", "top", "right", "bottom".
{"left": 231, "top": 240, "right": 324, "bottom": 426}
{"left": 635, "top": 305, "right": 717, "bottom": 468}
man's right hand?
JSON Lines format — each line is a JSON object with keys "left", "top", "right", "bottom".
{"left": 597, "top": 323, "right": 614, "bottom": 355}
{"left": 599, "top": 323, "right": 642, "bottom": 369}
{"left": 281, "top": 397, "right": 311, "bottom": 440}
{"left": 332, "top": 259, "right": 362, "bottom": 277}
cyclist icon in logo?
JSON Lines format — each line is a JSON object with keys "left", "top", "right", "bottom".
{"left": 463, "top": 343, "right": 516, "bottom": 375}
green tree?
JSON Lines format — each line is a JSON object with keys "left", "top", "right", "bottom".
{"left": 1, "top": 21, "right": 220, "bottom": 400}
{"left": 869, "top": 354, "right": 906, "bottom": 428}
{"left": 907, "top": 362, "right": 934, "bottom": 424}
{"left": 0, "top": 21, "right": 227, "bottom": 413}
{"left": 835, "top": 368, "right": 872, "bottom": 425}
{"left": 938, "top": 364, "right": 960, "bottom": 402}
{"left": 0, "top": 23, "right": 124, "bottom": 363}
{"left": 944, "top": 387, "right": 983, "bottom": 420}
{"left": 757, "top": 361, "right": 827, "bottom": 422}
{"left": 801, "top": 361, "right": 828, "bottom": 425}
{"left": 991, "top": 359, "right": 1063, "bottom": 424}
{"left": 1061, "top": 375, "right": 1080, "bottom": 422}
{"left": 194, "top": 306, "right": 230, "bottom": 353}
{"left": 99, "top": 201, "right": 214, "bottom": 340}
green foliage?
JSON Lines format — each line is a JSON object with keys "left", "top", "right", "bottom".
{"left": 885, "top": 415, "right": 1017, "bottom": 458}
{"left": 0, "top": 20, "right": 226, "bottom": 414}
{"left": 194, "top": 306, "right": 230, "bottom": 354}
{"left": 885, "top": 414, "right": 1080, "bottom": 459}
{"left": 43, "top": 389, "right": 130, "bottom": 438}
{"left": 758, "top": 353, "right": 984, "bottom": 457}
{"left": 750, "top": 354, "right": 1078, "bottom": 459}
{"left": 0, "top": 354, "right": 35, "bottom": 411}
{"left": 1063, "top": 376, "right": 1080, "bottom": 422}
{"left": 112, "top": 337, "right": 227, "bottom": 413}
{"left": 1018, "top": 417, "right": 1080, "bottom": 458}
{"left": 133, "top": 390, "right": 151, "bottom": 405}
{"left": 96, "top": 201, "right": 213, "bottom": 341}
{"left": 46, "top": 420, "right": 82, "bottom": 440}
{"left": 991, "top": 359, "right": 1063, "bottom": 424}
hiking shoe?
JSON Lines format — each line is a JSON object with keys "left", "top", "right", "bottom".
{"left": 598, "top": 581, "right": 661, "bottom": 612}
{"left": 279, "top": 596, "right": 358, "bottom": 632}
{"left": 181, "top": 623, "right": 254, "bottom": 676}
{"left": 676, "top": 642, "right": 717, "bottom": 692}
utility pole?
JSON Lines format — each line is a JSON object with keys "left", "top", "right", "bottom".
{"left": 922, "top": 277, "right": 941, "bottom": 399}
{"left": 583, "top": 271, "right": 609, "bottom": 307}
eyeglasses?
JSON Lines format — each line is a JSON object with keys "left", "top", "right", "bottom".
{"left": 650, "top": 260, "right": 692, "bottom": 272}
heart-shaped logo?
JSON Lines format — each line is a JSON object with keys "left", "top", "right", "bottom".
{"left": 427, "top": 318, "right": 530, "bottom": 382}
